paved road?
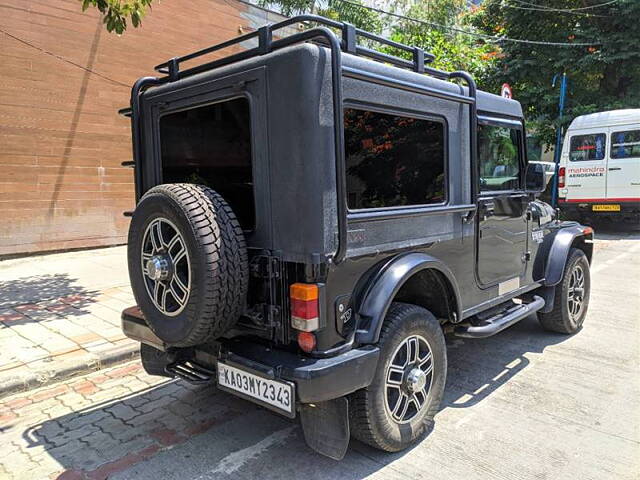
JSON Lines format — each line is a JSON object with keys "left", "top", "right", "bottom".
{"left": 1, "top": 227, "right": 639, "bottom": 479}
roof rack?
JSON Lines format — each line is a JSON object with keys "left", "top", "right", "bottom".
{"left": 153, "top": 14, "right": 452, "bottom": 81}
{"left": 126, "top": 14, "right": 477, "bottom": 265}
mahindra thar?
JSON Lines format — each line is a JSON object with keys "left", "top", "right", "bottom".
{"left": 118, "top": 15, "right": 594, "bottom": 460}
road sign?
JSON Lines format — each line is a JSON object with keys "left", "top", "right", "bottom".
{"left": 501, "top": 83, "right": 513, "bottom": 99}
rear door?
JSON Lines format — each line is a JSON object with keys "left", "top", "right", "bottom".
{"left": 564, "top": 129, "right": 607, "bottom": 201}
{"left": 606, "top": 126, "right": 640, "bottom": 200}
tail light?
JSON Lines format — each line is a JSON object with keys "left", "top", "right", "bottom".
{"left": 290, "top": 283, "right": 319, "bottom": 332}
{"left": 297, "top": 332, "right": 316, "bottom": 353}
{"left": 558, "top": 167, "right": 566, "bottom": 188}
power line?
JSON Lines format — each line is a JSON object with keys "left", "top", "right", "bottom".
{"left": 334, "top": 0, "right": 602, "bottom": 46}
{"left": 0, "top": 29, "right": 129, "bottom": 88}
{"left": 509, "top": 0, "right": 618, "bottom": 12}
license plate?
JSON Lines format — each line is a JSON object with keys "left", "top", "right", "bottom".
{"left": 592, "top": 204, "right": 620, "bottom": 211}
{"left": 217, "top": 362, "right": 294, "bottom": 416}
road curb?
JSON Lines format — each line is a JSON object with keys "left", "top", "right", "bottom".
{"left": 0, "top": 342, "right": 139, "bottom": 400}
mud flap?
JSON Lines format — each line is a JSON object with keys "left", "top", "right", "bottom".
{"left": 299, "top": 397, "right": 349, "bottom": 460}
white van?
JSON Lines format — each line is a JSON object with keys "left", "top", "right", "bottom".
{"left": 558, "top": 109, "right": 640, "bottom": 223}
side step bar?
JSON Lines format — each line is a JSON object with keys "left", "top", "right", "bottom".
{"left": 166, "top": 361, "right": 216, "bottom": 385}
{"left": 454, "top": 296, "right": 545, "bottom": 338}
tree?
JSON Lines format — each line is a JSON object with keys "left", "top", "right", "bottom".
{"left": 468, "top": 0, "right": 640, "bottom": 146}
{"left": 79, "top": 0, "right": 153, "bottom": 34}
{"left": 387, "top": 1, "right": 499, "bottom": 85}
{"left": 259, "top": 0, "right": 497, "bottom": 82}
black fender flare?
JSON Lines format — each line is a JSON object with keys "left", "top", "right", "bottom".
{"left": 354, "top": 252, "right": 462, "bottom": 344}
{"left": 543, "top": 225, "right": 593, "bottom": 287}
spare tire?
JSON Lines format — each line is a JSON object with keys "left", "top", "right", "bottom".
{"left": 127, "top": 184, "right": 248, "bottom": 347}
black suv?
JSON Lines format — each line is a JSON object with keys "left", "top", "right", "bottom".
{"left": 119, "top": 15, "right": 594, "bottom": 460}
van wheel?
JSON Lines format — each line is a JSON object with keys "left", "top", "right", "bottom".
{"left": 349, "top": 303, "right": 447, "bottom": 452}
{"left": 128, "top": 184, "right": 248, "bottom": 347}
{"left": 539, "top": 248, "right": 590, "bottom": 334}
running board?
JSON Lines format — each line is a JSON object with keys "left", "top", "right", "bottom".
{"left": 166, "top": 360, "right": 216, "bottom": 385}
{"left": 454, "top": 296, "right": 545, "bottom": 338}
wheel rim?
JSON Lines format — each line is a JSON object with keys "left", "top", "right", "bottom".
{"left": 384, "top": 334, "right": 434, "bottom": 424}
{"left": 567, "top": 264, "right": 585, "bottom": 322}
{"left": 141, "top": 218, "right": 191, "bottom": 317}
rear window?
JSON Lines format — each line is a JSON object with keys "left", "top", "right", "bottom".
{"left": 569, "top": 133, "right": 606, "bottom": 161}
{"left": 344, "top": 108, "right": 446, "bottom": 210}
{"left": 159, "top": 97, "right": 255, "bottom": 230}
{"left": 611, "top": 130, "right": 640, "bottom": 159}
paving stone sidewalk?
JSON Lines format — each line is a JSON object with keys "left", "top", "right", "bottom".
{"left": 0, "top": 361, "right": 249, "bottom": 480}
{"left": 0, "top": 246, "right": 139, "bottom": 397}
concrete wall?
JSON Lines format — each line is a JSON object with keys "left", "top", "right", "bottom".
{"left": 0, "top": 0, "right": 283, "bottom": 257}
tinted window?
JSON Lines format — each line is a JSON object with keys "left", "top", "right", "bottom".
{"left": 611, "top": 130, "right": 640, "bottom": 159}
{"left": 569, "top": 133, "right": 606, "bottom": 161}
{"left": 478, "top": 124, "right": 521, "bottom": 191}
{"left": 160, "top": 98, "right": 255, "bottom": 229}
{"left": 344, "top": 109, "right": 445, "bottom": 209}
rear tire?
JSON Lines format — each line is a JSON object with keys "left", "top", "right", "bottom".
{"left": 128, "top": 184, "right": 248, "bottom": 347}
{"left": 349, "top": 303, "right": 447, "bottom": 452}
{"left": 539, "top": 248, "right": 590, "bottom": 334}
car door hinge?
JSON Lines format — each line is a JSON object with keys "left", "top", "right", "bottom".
{"left": 250, "top": 255, "right": 280, "bottom": 279}
{"left": 522, "top": 251, "right": 531, "bottom": 262}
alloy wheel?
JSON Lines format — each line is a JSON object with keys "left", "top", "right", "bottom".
{"left": 141, "top": 217, "right": 191, "bottom": 316}
{"left": 384, "top": 334, "right": 434, "bottom": 424}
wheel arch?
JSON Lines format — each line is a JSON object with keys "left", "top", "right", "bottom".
{"left": 355, "top": 253, "right": 462, "bottom": 345}
{"left": 543, "top": 225, "right": 594, "bottom": 287}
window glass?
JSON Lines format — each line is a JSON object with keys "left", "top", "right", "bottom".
{"left": 569, "top": 133, "right": 606, "bottom": 161}
{"left": 610, "top": 130, "right": 640, "bottom": 159}
{"left": 344, "top": 108, "right": 445, "bottom": 209}
{"left": 160, "top": 98, "right": 255, "bottom": 229}
{"left": 478, "top": 124, "right": 521, "bottom": 191}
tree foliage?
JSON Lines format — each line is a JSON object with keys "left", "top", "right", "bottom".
{"left": 387, "top": 1, "right": 499, "bottom": 85}
{"left": 259, "top": 0, "right": 495, "bottom": 82}
{"left": 79, "top": 0, "right": 153, "bottom": 34}
{"left": 468, "top": 0, "right": 640, "bottom": 146}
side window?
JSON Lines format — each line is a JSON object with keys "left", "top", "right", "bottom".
{"left": 344, "top": 108, "right": 446, "bottom": 210}
{"left": 611, "top": 130, "right": 640, "bottom": 159}
{"left": 569, "top": 133, "right": 606, "bottom": 162}
{"left": 478, "top": 124, "right": 521, "bottom": 192}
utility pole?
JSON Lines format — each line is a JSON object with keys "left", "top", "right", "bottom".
{"left": 550, "top": 72, "right": 567, "bottom": 207}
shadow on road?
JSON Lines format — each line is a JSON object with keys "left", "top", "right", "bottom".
{"left": 0, "top": 273, "right": 99, "bottom": 312}
{"left": 442, "top": 315, "right": 568, "bottom": 410}
{"left": 20, "top": 313, "right": 574, "bottom": 479}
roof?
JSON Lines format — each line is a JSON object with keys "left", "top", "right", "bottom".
{"left": 568, "top": 109, "right": 640, "bottom": 130}
{"left": 336, "top": 47, "right": 523, "bottom": 118}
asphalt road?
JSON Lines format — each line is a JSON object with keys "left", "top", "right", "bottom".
{"left": 2, "top": 225, "right": 638, "bottom": 480}
{"left": 114, "top": 224, "right": 640, "bottom": 480}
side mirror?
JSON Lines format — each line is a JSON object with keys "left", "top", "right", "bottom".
{"left": 525, "top": 162, "right": 546, "bottom": 193}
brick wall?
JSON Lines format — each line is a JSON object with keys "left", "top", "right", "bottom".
{"left": 0, "top": 0, "right": 284, "bottom": 257}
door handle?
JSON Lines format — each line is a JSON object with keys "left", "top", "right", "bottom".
{"left": 461, "top": 209, "right": 476, "bottom": 223}
{"left": 608, "top": 167, "right": 622, "bottom": 171}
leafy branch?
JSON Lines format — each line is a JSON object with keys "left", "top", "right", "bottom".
{"left": 80, "top": 0, "right": 154, "bottom": 34}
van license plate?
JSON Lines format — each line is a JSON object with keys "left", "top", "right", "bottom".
{"left": 217, "top": 362, "right": 294, "bottom": 416}
{"left": 592, "top": 204, "right": 620, "bottom": 211}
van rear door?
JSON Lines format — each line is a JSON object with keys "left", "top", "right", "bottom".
{"left": 564, "top": 129, "right": 607, "bottom": 201}
{"left": 606, "top": 126, "right": 640, "bottom": 201}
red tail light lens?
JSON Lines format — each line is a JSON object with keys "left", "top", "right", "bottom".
{"left": 290, "top": 283, "right": 319, "bottom": 332}
{"left": 558, "top": 167, "right": 566, "bottom": 188}
{"left": 297, "top": 331, "right": 316, "bottom": 353}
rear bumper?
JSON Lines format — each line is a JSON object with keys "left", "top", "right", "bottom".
{"left": 121, "top": 307, "right": 379, "bottom": 404}
{"left": 559, "top": 200, "right": 640, "bottom": 218}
